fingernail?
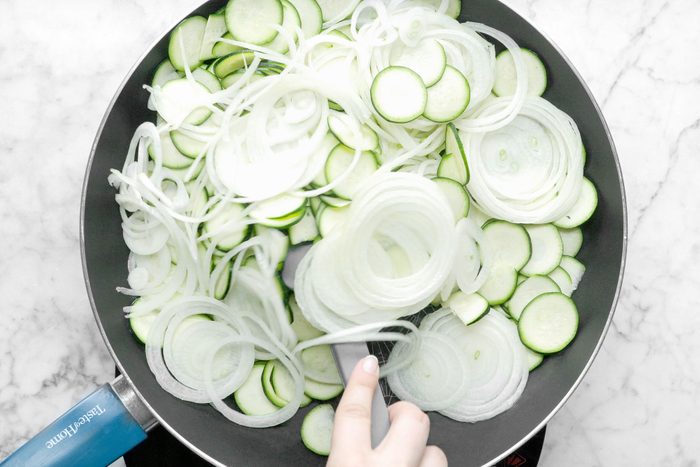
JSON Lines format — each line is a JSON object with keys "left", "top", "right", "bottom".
{"left": 362, "top": 355, "right": 379, "bottom": 375}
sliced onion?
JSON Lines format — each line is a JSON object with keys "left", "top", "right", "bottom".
{"left": 455, "top": 22, "right": 527, "bottom": 133}
{"left": 295, "top": 172, "right": 456, "bottom": 330}
{"left": 387, "top": 331, "right": 469, "bottom": 411}
{"left": 145, "top": 297, "right": 256, "bottom": 403}
{"left": 464, "top": 97, "right": 585, "bottom": 223}
{"left": 452, "top": 218, "right": 492, "bottom": 295}
{"left": 425, "top": 309, "right": 529, "bottom": 423}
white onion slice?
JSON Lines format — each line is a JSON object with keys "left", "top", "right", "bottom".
{"left": 464, "top": 97, "right": 585, "bottom": 223}
{"left": 387, "top": 331, "right": 469, "bottom": 411}
{"left": 295, "top": 172, "right": 456, "bottom": 330}
{"left": 425, "top": 309, "right": 529, "bottom": 422}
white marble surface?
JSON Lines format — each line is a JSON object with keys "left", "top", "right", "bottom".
{"left": 1, "top": 0, "right": 698, "bottom": 465}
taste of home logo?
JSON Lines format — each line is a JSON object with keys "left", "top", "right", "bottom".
{"left": 44, "top": 404, "right": 107, "bottom": 450}
{"left": 505, "top": 453, "right": 528, "bottom": 466}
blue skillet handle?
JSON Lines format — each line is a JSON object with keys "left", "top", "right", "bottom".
{"left": 1, "top": 376, "right": 155, "bottom": 467}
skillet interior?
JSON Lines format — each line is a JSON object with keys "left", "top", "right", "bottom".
{"left": 81, "top": 1, "right": 626, "bottom": 465}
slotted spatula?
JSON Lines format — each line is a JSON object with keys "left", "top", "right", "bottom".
{"left": 282, "top": 244, "right": 390, "bottom": 448}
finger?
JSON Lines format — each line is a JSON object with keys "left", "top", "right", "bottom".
{"left": 330, "top": 355, "right": 380, "bottom": 455}
{"left": 376, "top": 401, "right": 431, "bottom": 465}
{"left": 419, "top": 446, "right": 448, "bottom": 467}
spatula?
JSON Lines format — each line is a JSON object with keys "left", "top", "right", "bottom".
{"left": 282, "top": 244, "right": 391, "bottom": 448}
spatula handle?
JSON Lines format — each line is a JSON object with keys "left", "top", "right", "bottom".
{"left": 331, "top": 342, "right": 391, "bottom": 448}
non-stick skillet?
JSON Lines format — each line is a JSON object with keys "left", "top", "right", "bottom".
{"left": 1, "top": 0, "right": 627, "bottom": 465}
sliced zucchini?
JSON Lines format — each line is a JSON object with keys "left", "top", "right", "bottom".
{"left": 213, "top": 258, "right": 233, "bottom": 299}
{"left": 156, "top": 71, "right": 221, "bottom": 135}
{"left": 526, "top": 348, "right": 544, "bottom": 371}
{"left": 192, "top": 67, "right": 223, "bottom": 92}
{"left": 548, "top": 266, "right": 573, "bottom": 297}
{"left": 559, "top": 227, "right": 583, "bottom": 257}
{"left": 325, "top": 144, "right": 378, "bottom": 200}
{"left": 437, "top": 153, "right": 465, "bottom": 185}
{"left": 265, "top": 0, "right": 301, "bottom": 54}
{"left": 559, "top": 256, "right": 586, "bottom": 292}
{"left": 445, "top": 123, "right": 469, "bottom": 184}
{"left": 289, "top": 209, "right": 319, "bottom": 245}
{"left": 433, "top": 177, "right": 470, "bottom": 222}
{"left": 213, "top": 51, "right": 256, "bottom": 79}
{"left": 301, "top": 404, "right": 335, "bottom": 456}
{"left": 250, "top": 194, "right": 307, "bottom": 223}
{"left": 156, "top": 78, "right": 212, "bottom": 126}
{"left": 262, "top": 360, "right": 288, "bottom": 407}
{"left": 301, "top": 345, "right": 342, "bottom": 384}
{"left": 326, "top": 29, "right": 349, "bottom": 43}
{"left": 315, "top": 0, "right": 360, "bottom": 22}
{"left": 234, "top": 362, "right": 279, "bottom": 415}
{"left": 203, "top": 203, "right": 249, "bottom": 252}
{"left": 505, "top": 275, "right": 560, "bottom": 321}
{"left": 258, "top": 62, "right": 286, "bottom": 75}
{"left": 130, "top": 310, "right": 211, "bottom": 346}
{"left": 320, "top": 196, "right": 350, "bottom": 208}
{"left": 446, "top": 292, "right": 489, "bottom": 325}
{"left": 317, "top": 205, "right": 349, "bottom": 237}
{"left": 212, "top": 33, "right": 243, "bottom": 58}
{"left": 521, "top": 224, "right": 563, "bottom": 276}
{"left": 289, "top": 0, "right": 323, "bottom": 38}
{"left": 167, "top": 160, "right": 205, "bottom": 181}
{"left": 309, "top": 196, "right": 323, "bottom": 215}
{"left": 168, "top": 16, "right": 207, "bottom": 71}
{"left": 170, "top": 129, "right": 206, "bottom": 159}
{"left": 199, "top": 13, "right": 229, "bottom": 61}
{"left": 152, "top": 60, "right": 183, "bottom": 88}
{"left": 262, "top": 360, "right": 311, "bottom": 408}
{"left": 477, "top": 265, "right": 518, "bottom": 306}
{"left": 494, "top": 48, "right": 548, "bottom": 97}
{"left": 150, "top": 131, "right": 195, "bottom": 170}
{"left": 468, "top": 203, "right": 491, "bottom": 228}
{"left": 518, "top": 293, "right": 579, "bottom": 354}
{"left": 554, "top": 178, "right": 598, "bottom": 229}
{"left": 423, "top": 66, "right": 470, "bottom": 123}
{"left": 327, "top": 111, "right": 378, "bottom": 151}
{"left": 221, "top": 70, "right": 245, "bottom": 89}
{"left": 304, "top": 378, "right": 343, "bottom": 401}
{"left": 482, "top": 220, "right": 532, "bottom": 271}
{"left": 259, "top": 208, "right": 307, "bottom": 229}
{"left": 253, "top": 225, "right": 290, "bottom": 270}
{"left": 310, "top": 133, "right": 340, "bottom": 188}
{"left": 221, "top": 69, "right": 262, "bottom": 89}
{"left": 225, "top": 0, "right": 284, "bottom": 46}
{"left": 130, "top": 312, "right": 158, "bottom": 345}
{"left": 290, "top": 295, "right": 325, "bottom": 341}
{"left": 389, "top": 39, "right": 446, "bottom": 87}
{"left": 336, "top": 24, "right": 352, "bottom": 37}
{"left": 371, "top": 66, "right": 427, "bottom": 123}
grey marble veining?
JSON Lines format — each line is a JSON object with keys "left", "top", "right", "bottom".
{"left": 1, "top": 0, "right": 699, "bottom": 465}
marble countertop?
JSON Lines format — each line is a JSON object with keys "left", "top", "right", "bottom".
{"left": 1, "top": 0, "right": 698, "bottom": 465}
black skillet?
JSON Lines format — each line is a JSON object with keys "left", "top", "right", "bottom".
{"left": 1, "top": 1, "right": 626, "bottom": 465}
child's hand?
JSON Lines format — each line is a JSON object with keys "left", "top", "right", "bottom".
{"left": 328, "top": 355, "right": 448, "bottom": 467}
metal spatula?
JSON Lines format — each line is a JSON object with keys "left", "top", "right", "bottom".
{"left": 282, "top": 245, "right": 391, "bottom": 448}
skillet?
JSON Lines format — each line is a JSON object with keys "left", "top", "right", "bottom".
{"left": 1, "top": 1, "right": 627, "bottom": 465}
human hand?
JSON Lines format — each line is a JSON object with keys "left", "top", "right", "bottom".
{"left": 327, "top": 355, "right": 447, "bottom": 467}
